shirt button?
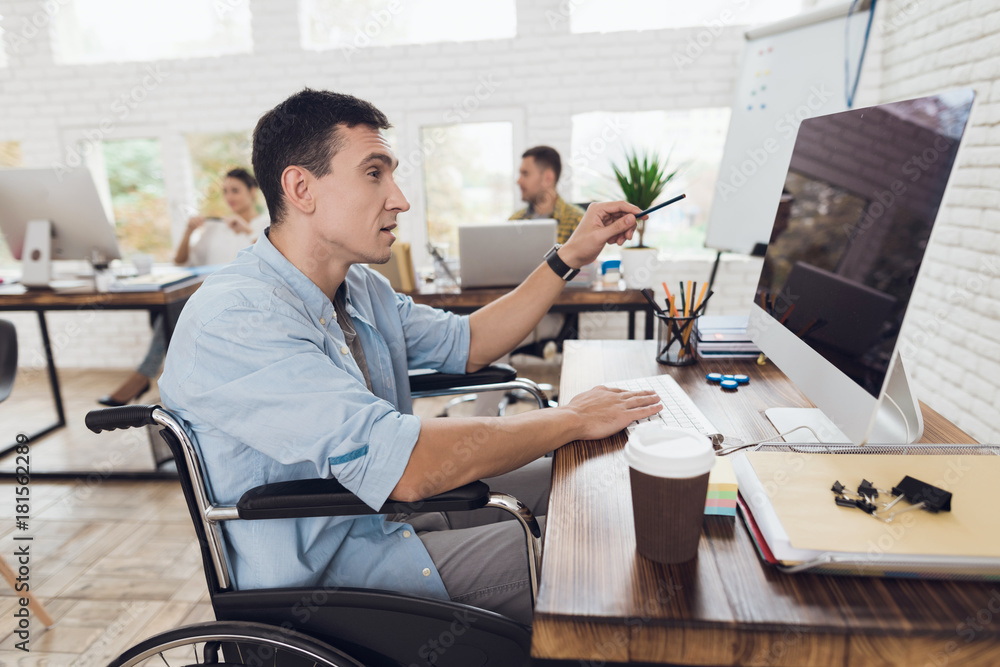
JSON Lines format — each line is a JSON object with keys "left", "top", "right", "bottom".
{"left": 340, "top": 345, "right": 349, "bottom": 354}
{"left": 320, "top": 318, "right": 326, "bottom": 325}
{"left": 422, "top": 568, "right": 431, "bottom": 577}
{"left": 403, "top": 530, "right": 411, "bottom": 538}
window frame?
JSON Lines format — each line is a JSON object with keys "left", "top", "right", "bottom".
{"left": 396, "top": 107, "right": 525, "bottom": 271}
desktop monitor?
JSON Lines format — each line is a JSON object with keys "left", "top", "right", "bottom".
{"left": 0, "top": 167, "right": 121, "bottom": 286}
{"left": 749, "top": 89, "right": 975, "bottom": 445}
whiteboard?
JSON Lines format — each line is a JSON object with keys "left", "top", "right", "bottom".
{"left": 705, "top": 2, "right": 873, "bottom": 255}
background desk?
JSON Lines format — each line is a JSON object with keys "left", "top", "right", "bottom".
{"left": 532, "top": 340, "right": 996, "bottom": 666}
{"left": 0, "top": 279, "right": 201, "bottom": 458}
{"left": 410, "top": 282, "right": 656, "bottom": 340}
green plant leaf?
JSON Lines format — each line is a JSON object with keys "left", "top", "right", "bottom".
{"left": 609, "top": 147, "right": 683, "bottom": 247}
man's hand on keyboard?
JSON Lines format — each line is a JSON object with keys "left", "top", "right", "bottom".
{"left": 564, "top": 386, "right": 662, "bottom": 441}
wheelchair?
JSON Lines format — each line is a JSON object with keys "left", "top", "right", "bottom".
{"left": 87, "top": 365, "right": 549, "bottom": 667}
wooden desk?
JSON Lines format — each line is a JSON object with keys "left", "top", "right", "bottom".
{"left": 532, "top": 340, "right": 997, "bottom": 666}
{"left": 410, "top": 282, "right": 656, "bottom": 340}
{"left": 0, "top": 279, "right": 201, "bottom": 457}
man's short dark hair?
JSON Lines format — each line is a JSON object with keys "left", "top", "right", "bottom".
{"left": 522, "top": 146, "right": 562, "bottom": 183}
{"left": 252, "top": 88, "right": 390, "bottom": 225}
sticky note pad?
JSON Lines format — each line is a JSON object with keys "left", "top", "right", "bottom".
{"left": 705, "top": 456, "right": 738, "bottom": 517}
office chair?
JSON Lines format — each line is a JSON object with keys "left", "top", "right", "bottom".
{"left": 88, "top": 367, "right": 546, "bottom": 667}
{"left": 0, "top": 319, "right": 55, "bottom": 627}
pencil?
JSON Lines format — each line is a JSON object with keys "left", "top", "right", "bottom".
{"left": 661, "top": 282, "right": 676, "bottom": 316}
{"left": 679, "top": 282, "right": 687, "bottom": 318}
{"left": 693, "top": 281, "right": 709, "bottom": 313}
{"left": 779, "top": 303, "right": 796, "bottom": 324}
{"left": 694, "top": 289, "right": 714, "bottom": 316}
{"left": 688, "top": 281, "right": 696, "bottom": 318}
{"left": 635, "top": 193, "right": 686, "bottom": 219}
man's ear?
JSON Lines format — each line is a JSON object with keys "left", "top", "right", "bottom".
{"left": 281, "top": 166, "right": 315, "bottom": 215}
{"left": 543, "top": 168, "right": 557, "bottom": 190}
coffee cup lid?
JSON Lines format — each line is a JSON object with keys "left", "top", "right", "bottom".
{"left": 624, "top": 424, "right": 715, "bottom": 478}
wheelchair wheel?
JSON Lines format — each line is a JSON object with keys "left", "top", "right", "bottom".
{"left": 109, "top": 620, "right": 365, "bottom": 667}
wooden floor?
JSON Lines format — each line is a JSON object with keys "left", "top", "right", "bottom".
{"left": 0, "top": 362, "right": 559, "bottom": 664}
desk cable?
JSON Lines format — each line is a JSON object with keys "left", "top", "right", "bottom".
{"left": 714, "top": 425, "right": 823, "bottom": 457}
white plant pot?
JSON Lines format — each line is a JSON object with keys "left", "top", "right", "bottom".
{"left": 620, "top": 247, "right": 658, "bottom": 289}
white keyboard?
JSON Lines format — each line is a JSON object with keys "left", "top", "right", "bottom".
{"left": 605, "top": 374, "right": 720, "bottom": 437}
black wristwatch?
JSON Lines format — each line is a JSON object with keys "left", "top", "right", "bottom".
{"left": 544, "top": 244, "right": 580, "bottom": 281}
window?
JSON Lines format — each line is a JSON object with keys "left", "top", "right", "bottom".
{"left": 422, "top": 122, "right": 515, "bottom": 254}
{"left": 51, "top": 0, "right": 252, "bottom": 65}
{"left": 0, "top": 141, "right": 22, "bottom": 267}
{"left": 185, "top": 131, "right": 256, "bottom": 219}
{"left": 570, "top": 0, "right": 802, "bottom": 34}
{"left": 301, "top": 0, "right": 516, "bottom": 51}
{"left": 571, "top": 109, "right": 731, "bottom": 252}
{"left": 102, "top": 139, "right": 172, "bottom": 261}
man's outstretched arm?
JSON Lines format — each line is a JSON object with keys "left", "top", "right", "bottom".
{"left": 465, "top": 201, "right": 643, "bottom": 372}
{"left": 389, "top": 384, "right": 661, "bottom": 502}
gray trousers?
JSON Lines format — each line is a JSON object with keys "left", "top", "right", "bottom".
{"left": 393, "top": 457, "right": 551, "bottom": 626}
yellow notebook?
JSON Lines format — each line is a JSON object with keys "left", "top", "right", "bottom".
{"left": 732, "top": 450, "right": 1000, "bottom": 577}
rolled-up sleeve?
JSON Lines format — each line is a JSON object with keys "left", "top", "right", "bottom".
{"left": 177, "top": 305, "right": 419, "bottom": 510}
{"left": 395, "top": 293, "right": 470, "bottom": 374}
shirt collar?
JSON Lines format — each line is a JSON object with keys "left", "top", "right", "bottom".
{"left": 527, "top": 194, "right": 564, "bottom": 218}
{"left": 253, "top": 229, "right": 340, "bottom": 323}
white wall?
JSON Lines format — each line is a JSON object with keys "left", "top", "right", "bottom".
{"left": 0, "top": 0, "right": 750, "bottom": 367}
{"left": 0, "top": 0, "right": 997, "bottom": 442}
{"left": 874, "top": 0, "right": 1000, "bottom": 442}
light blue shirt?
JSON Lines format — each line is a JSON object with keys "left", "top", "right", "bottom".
{"left": 158, "top": 230, "right": 471, "bottom": 599}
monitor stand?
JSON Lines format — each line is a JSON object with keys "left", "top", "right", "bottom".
{"left": 21, "top": 219, "right": 53, "bottom": 288}
{"left": 764, "top": 351, "right": 924, "bottom": 445}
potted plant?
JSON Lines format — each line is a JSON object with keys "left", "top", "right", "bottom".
{"left": 611, "top": 149, "right": 682, "bottom": 288}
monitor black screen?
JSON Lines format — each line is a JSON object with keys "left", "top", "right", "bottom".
{"left": 755, "top": 90, "right": 975, "bottom": 397}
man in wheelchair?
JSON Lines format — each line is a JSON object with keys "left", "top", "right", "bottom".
{"left": 157, "top": 88, "right": 663, "bottom": 627}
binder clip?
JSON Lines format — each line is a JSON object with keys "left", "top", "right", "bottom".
{"left": 874, "top": 476, "right": 953, "bottom": 522}
{"left": 831, "top": 480, "right": 878, "bottom": 514}
{"left": 833, "top": 476, "right": 952, "bottom": 522}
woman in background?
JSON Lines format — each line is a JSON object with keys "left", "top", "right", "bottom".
{"left": 98, "top": 168, "right": 269, "bottom": 406}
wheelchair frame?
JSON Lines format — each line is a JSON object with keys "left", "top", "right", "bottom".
{"left": 89, "top": 365, "right": 549, "bottom": 667}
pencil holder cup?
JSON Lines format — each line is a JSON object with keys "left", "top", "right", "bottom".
{"left": 655, "top": 313, "right": 697, "bottom": 366}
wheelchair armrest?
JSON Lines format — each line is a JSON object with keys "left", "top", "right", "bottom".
{"left": 236, "top": 478, "right": 490, "bottom": 520}
{"left": 408, "top": 363, "right": 516, "bottom": 393}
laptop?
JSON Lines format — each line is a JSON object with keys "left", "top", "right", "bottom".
{"left": 458, "top": 219, "right": 557, "bottom": 288}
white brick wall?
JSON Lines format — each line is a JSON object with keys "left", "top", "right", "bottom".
{"left": 873, "top": 0, "right": 1000, "bottom": 444}
{"left": 1, "top": 0, "right": 996, "bottom": 444}
{"left": 0, "top": 0, "right": 751, "bottom": 370}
